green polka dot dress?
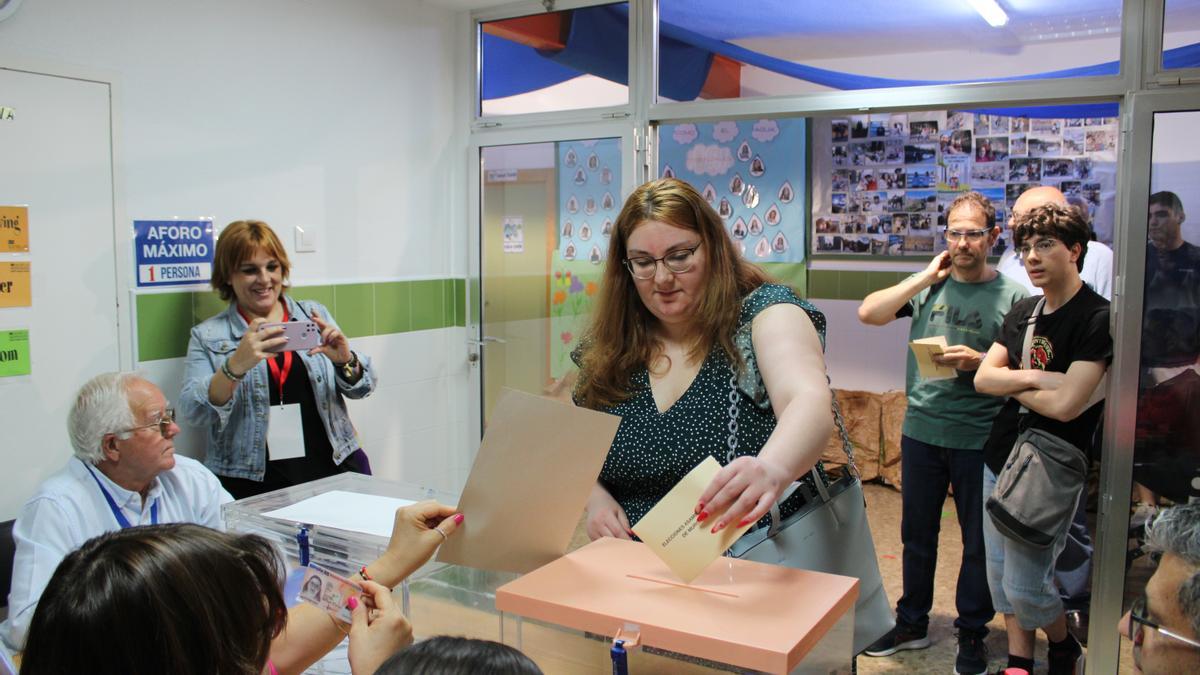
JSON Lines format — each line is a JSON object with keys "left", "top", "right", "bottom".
{"left": 577, "top": 284, "right": 829, "bottom": 529}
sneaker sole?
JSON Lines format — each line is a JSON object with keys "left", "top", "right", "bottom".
{"left": 954, "top": 666, "right": 988, "bottom": 675}
{"left": 863, "top": 636, "right": 932, "bottom": 657}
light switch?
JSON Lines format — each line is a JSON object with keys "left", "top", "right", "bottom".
{"left": 294, "top": 225, "right": 317, "bottom": 252}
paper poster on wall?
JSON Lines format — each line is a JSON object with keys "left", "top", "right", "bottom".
{"left": 0, "top": 329, "right": 30, "bottom": 377}
{"left": 812, "top": 110, "right": 1119, "bottom": 257}
{"left": 133, "top": 219, "right": 214, "bottom": 288}
{"left": 502, "top": 217, "right": 525, "bottom": 253}
{"left": 657, "top": 118, "right": 807, "bottom": 264}
{"left": 551, "top": 138, "right": 620, "bottom": 380}
{"left": 0, "top": 206, "right": 29, "bottom": 252}
{"left": 0, "top": 262, "right": 31, "bottom": 308}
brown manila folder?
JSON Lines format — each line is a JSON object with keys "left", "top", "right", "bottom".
{"left": 436, "top": 388, "right": 621, "bottom": 574}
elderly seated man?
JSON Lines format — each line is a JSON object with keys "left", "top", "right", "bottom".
{"left": 2, "top": 372, "right": 231, "bottom": 650}
{"left": 1120, "top": 503, "right": 1200, "bottom": 675}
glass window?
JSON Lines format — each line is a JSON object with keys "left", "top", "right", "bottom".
{"left": 1122, "top": 108, "right": 1200, "bottom": 669}
{"left": 479, "top": 3, "right": 629, "bottom": 117}
{"left": 1163, "top": 0, "right": 1200, "bottom": 70}
{"left": 657, "top": 1, "right": 1124, "bottom": 102}
{"left": 479, "top": 138, "right": 621, "bottom": 421}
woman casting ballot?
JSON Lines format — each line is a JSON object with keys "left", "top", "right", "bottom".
{"left": 180, "top": 220, "right": 377, "bottom": 498}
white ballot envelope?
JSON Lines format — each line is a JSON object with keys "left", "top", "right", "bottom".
{"left": 632, "top": 456, "right": 755, "bottom": 583}
{"left": 436, "top": 388, "right": 621, "bottom": 574}
{"left": 909, "top": 335, "right": 957, "bottom": 379}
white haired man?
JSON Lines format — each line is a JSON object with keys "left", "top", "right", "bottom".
{"left": 1119, "top": 503, "right": 1200, "bottom": 674}
{"left": 2, "top": 372, "right": 231, "bottom": 650}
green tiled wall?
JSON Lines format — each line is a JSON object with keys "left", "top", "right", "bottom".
{"left": 136, "top": 278, "right": 467, "bottom": 362}
{"left": 805, "top": 270, "right": 914, "bottom": 301}
{"left": 136, "top": 268, "right": 883, "bottom": 361}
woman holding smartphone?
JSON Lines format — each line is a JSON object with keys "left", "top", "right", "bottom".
{"left": 180, "top": 220, "right": 376, "bottom": 498}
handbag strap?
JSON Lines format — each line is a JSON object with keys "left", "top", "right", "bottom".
{"left": 726, "top": 370, "right": 845, "bottom": 537}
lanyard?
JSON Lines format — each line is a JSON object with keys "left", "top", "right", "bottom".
{"left": 82, "top": 461, "right": 158, "bottom": 529}
{"left": 238, "top": 304, "right": 292, "bottom": 401}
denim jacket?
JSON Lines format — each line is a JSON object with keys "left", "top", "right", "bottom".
{"left": 179, "top": 295, "right": 377, "bottom": 481}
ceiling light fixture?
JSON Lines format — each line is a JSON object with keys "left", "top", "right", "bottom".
{"left": 967, "top": 0, "right": 1009, "bottom": 27}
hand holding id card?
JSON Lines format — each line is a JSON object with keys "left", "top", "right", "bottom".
{"left": 297, "top": 564, "right": 362, "bottom": 623}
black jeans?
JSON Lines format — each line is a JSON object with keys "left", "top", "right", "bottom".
{"left": 896, "top": 435, "right": 994, "bottom": 634}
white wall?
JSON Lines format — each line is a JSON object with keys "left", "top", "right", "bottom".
{"left": 0, "top": 0, "right": 471, "bottom": 495}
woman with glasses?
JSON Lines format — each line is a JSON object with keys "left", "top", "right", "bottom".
{"left": 1118, "top": 503, "right": 1200, "bottom": 675}
{"left": 180, "top": 220, "right": 378, "bottom": 499}
{"left": 572, "top": 178, "right": 833, "bottom": 542}
{"left": 20, "top": 501, "right": 463, "bottom": 675}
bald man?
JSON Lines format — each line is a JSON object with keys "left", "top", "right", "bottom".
{"left": 998, "top": 186, "right": 1114, "bottom": 300}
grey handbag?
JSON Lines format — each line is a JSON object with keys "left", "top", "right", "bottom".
{"left": 986, "top": 426, "right": 1087, "bottom": 548}
{"left": 724, "top": 373, "right": 895, "bottom": 654}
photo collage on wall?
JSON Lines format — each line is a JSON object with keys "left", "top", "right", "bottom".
{"left": 557, "top": 138, "right": 622, "bottom": 265}
{"left": 811, "top": 110, "right": 1119, "bottom": 257}
{"left": 658, "top": 118, "right": 807, "bottom": 263}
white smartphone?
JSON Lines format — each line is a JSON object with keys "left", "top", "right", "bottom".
{"left": 259, "top": 320, "right": 321, "bottom": 353}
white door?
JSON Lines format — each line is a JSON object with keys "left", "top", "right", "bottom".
{"left": 0, "top": 67, "right": 121, "bottom": 520}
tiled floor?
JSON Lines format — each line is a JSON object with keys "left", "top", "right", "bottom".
{"left": 860, "top": 482, "right": 1144, "bottom": 674}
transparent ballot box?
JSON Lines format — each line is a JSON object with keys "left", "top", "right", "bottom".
{"left": 225, "top": 475, "right": 855, "bottom": 674}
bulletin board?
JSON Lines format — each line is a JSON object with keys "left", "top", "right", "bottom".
{"left": 809, "top": 110, "right": 1119, "bottom": 258}
{"left": 658, "top": 118, "right": 807, "bottom": 264}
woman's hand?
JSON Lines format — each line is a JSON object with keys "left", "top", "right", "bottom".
{"left": 369, "top": 501, "right": 462, "bottom": 587}
{"left": 347, "top": 580, "right": 412, "bottom": 675}
{"left": 695, "top": 456, "right": 791, "bottom": 534}
{"left": 586, "top": 483, "right": 633, "bottom": 540}
{"left": 227, "top": 318, "right": 288, "bottom": 376}
{"left": 308, "top": 310, "right": 353, "bottom": 365}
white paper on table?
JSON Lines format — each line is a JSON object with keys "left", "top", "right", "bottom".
{"left": 262, "top": 490, "right": 417, "bottom": 538}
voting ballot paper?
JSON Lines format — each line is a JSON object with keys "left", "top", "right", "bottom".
{"left": 632, "top": 456, "right": 755, "bottom": 583}
{"left": 909, "top": 335, "right": 956, "bottom": 379}
{"left": 436, "top": 388, "right": 620, "bottom": 574}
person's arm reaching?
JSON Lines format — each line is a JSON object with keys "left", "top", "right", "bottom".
{"left": 697, "top": 303, "right": 834, "bottom": 533}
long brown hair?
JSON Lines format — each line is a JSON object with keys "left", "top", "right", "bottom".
{"left": 575, "top": 178, "right": 770, "bottom": 410}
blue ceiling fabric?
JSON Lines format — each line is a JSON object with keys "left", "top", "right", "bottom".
{"left": 481, "top": 4, "right": 1200, "bottom": 118}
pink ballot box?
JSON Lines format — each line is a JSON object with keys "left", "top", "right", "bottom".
{"left": 496, "top": 537, "right": 859, "bottom": 674}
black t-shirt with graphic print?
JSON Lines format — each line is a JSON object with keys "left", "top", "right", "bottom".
{"left": 983, "top": 284, "right": 1112, "bottom": 475}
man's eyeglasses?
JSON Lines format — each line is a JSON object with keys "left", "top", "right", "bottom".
{"left": 944, "top": 228, "right": 990, "bottom": 242}
{"left": 623, "top": 244, "right": 701, "bottom": 280}
{"left": 122, "top": 408, "right": 176, "bottom": 439}
{"left": 1015, "top": 239, "right": 1061, "bottom": 258}
{"left": 1127, "top": 596, "right": 1200, "bottom": 649}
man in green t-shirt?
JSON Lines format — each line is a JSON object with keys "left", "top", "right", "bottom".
{"left": 857, "top": 192, "right": 1028, "bottom": 675}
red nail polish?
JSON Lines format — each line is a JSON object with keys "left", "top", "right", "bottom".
{"left": 694, "top": 501, "right": 705, "bottom": 515}
{"left": 738, "top": 518, "right": 751, "bottom": 527}
{"left": 347, "top": 596, "right": 358, "bottom": 610}
{"left": 453, "top": 513, "right": 464, "bottom": 525}
{"left": 696, "top": 510, "right": 708, "bottom": 523}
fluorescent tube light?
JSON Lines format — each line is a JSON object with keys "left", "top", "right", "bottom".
{"left": 967, "top": 0, "right": 1009, "bottom": 27}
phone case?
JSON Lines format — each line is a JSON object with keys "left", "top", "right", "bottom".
{"left": 260, "top": 320, "right": 321, "bottom": 353}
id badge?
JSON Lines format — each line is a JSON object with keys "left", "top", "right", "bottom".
{"left": 267, "top": 403, "right": 306, "bottom": 461}
{"left": 297, "top": 564, "right": 361, "bottom": 623}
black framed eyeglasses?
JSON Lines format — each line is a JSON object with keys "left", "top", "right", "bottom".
{"left": 1127, "top": 596, "right": 1200, "bottom": 649}
{"left": 622, "top": 244, "right": 701, "bottom": 280}
{"left": 122, "top": 408, "right": 176, "bottom": 439}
